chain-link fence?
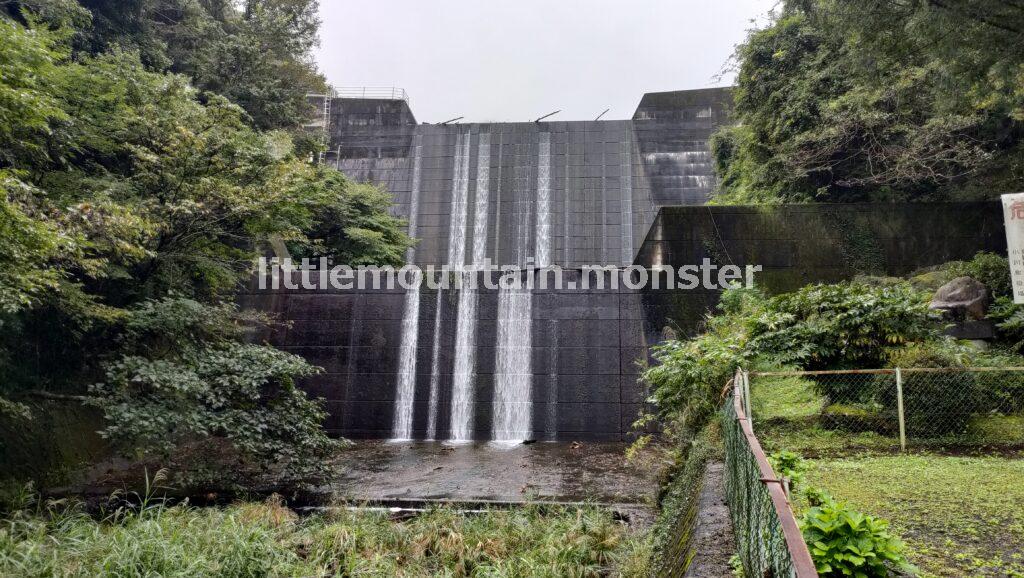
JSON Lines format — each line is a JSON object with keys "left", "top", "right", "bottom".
{"left": 747, "top": 368, "right": 1024, "bottom": 452}
{"left": 724, "top": 372, "right": 818, "bottom": 578}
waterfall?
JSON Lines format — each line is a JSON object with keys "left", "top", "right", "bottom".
{"left": 449, "top": 281, "right": 477, "bottom": 440}
{"left": 446, "top": 132, "right": 471, "bottom": 268}
{"left": 472, "top": 133, "right": 491, "bottom": 265}
{"left": 490, "top": 131, "right": 544, "bottom": 442}
{"left": 391, "top": 136, "right": 423, "bottom": 440}
{"left": 410, "top": 129, "right": 475, "bottom": 441}
{"left": 492, "top": 283, "right": 534, "bottom": 441}
{"left": 449, "top": 132, "right": 490, "bottom": 441}
{"left": 535, "top": 133, "right": 552, "bottom": 267}
{"left": 391, "top": 271, "right": 422, "bottom": 440}
{"left": 425, "top": 287, "right": 445, "bottom": 440}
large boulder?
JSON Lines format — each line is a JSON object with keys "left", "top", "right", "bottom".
{"left": 930, "top": 276, "right": 989, "bottom": 320}
{"left": 930, "top": 276, "right": 994, "bottom": 339}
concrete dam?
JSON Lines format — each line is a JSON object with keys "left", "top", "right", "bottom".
{"left": 241, "top": 88, "right": 1007, "bottom": 442}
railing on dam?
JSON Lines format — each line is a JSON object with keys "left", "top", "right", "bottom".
{"left": 723, "top": 370, "right": 818, "bottom": 578}
{"left": 335, "top": 87, "right": 409, "bottom": 103}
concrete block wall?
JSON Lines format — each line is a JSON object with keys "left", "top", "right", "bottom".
{"left": 241, "top": 270, "right": 654, "bottom": 441}
{"left": 309, "top": 88, "right": 731, "bottom": 268}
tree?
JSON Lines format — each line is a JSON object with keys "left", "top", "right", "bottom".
{"left": 70, "top": 0, "right": 326, "bottom": 129}
{"left": 0, "top": 10, "right": 410, "bottom": 485}
{"left": 712, "top": 0, "right": 1024, "bottom": 203}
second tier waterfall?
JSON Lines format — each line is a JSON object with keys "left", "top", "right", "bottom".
{"left": 492, "top": 285, "right": 534, "bottom": 441}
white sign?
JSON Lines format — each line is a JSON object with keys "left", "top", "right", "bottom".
{"left": 1001, "top": 193, "right": 1024, "bottom": 303}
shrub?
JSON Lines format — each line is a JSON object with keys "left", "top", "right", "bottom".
{"left": 962, "top": 349, "right": 1024, "bottom": 414}
{"left": 945, "top": 252, "right": 1011, "bottom": 298}
{"left": 768, "top": 450, "right": 807, "bottom": 490}
{"left": 800, "top": 493, "right": 916, "bottom": 577}
{"left": 644, "top": 286, "right": 764, "bottom": 434}
{"left": 988, "top": 296, "right": 1024, "bottom": 354}
{"left": 880, "top": 342, "right": 980, "bottom": 437}
{"left": 89, "top": 297, "right": 340, "bottom": 487}
{"left": 747, "top": 281, "right": 940, "bottom": 402}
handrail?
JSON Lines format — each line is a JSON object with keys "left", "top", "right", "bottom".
{"left": 733, "top": 370, "right": 819, "bottom": 577}
{"left": 334, "top": 87, "right": 409, "bottom": 102}
{"left": 749, "top": 366, "right": 1024, "bottom": 377}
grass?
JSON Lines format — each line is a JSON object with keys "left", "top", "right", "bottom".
{"left": 795, "top": 455, "right": 1024, "bottom": 578}
{"left": 0, "top": 497, "right": 651, "bottom": 577}
{"left": 751, "top": 375, "right": 1024, "bottom": 457}
{"left": 752, "top": 374, "right": 1024, "bottom": 576}
{"left": 751, "top": 375, "right": 825, "bottom": 421}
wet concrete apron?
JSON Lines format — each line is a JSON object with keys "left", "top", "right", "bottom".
{"left": 328, "top": 440, "right": 658, "bottom": 523}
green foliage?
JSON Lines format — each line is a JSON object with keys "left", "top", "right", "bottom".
{"left": 70, "top": 0, "right": 326, "bottom": 129}
{"left": 643, "top": 287, "right": 763, "bottom": 434}
{"left": 0, "top": 7, "right": 411, "bottom": 485}
{"left": 289, "top": 173, "right": 414, "bottom": 268}
{"left": 89, "top": 297, "right": 338, "bottom": 485}
{"left": 646, "top": 282, "right": 941, "bottom": 429}
{"left": 713, "top": 2, "right": 1024, "bottom": 203}
{"left": 881, "top": 343, "right": 982, "bottom": 437}
{"left": 0, "top": 176, "right": 69, "bottom": 319}
{"left": 798, "top": 454, "right": 1024, "bottom": 577}
{"left": 747, "top": 282, "right": 939, "bottom": 393}
{"left": 945, "top": 251, "right": 1011, "bottom": 298}
{"left": 0, "top": 15, "right": 70, "bottom": 167}
{"left": 0, "top": 497, "right": 647, "bottom": 577}
{"left": 768, "top": 450, "right": 807, "bottom": 490}
{"left": 800, "top": 492, "right": 916, "bottom": 577}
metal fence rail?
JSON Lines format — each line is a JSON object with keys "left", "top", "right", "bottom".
{"left": 747, "top": 368, "right": 1024, "bottom": 451}
{"left": 335, "top": 87, "right": 409, "bottom": 102}
{"left": 724, "top": 371, "right": 818, "bottom": 578}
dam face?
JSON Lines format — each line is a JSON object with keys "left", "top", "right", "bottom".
{"left": 255, "top": 88, "right": 730, "bottom": 442}
{"left": 242, "top": 89, "right": 1006, "bottom": 442}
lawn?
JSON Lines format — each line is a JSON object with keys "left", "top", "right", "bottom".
{"left": 796, "top": 455, "right": 1024, "bottom": 578}
{"left": 750, "top": 374, "right": 1024, "bottom": 576}
{"left": 0, "top": 498, "right": 650, "bottom": 577}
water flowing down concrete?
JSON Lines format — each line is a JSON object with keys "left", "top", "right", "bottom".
{"left": 492, "top": 285, "right": 534, "bottom": 441}
{"left": 449, "top": 278, "right": 478, "bottom": 441}
{"left": 425, "top": 287, "right": 445, "bottom": 440}
{"left": 621, "top": 139, "right": 634, "bottom": 265}
{"left": 390, "top": 140, "right": 424, "bottom": 440}
{"left": 391, "top": 271, "right": 422, "bottom": 440}
{"left": 449, "top": 133, "right": 492, "bottom": 441}
{"left": 472, "top": 133, "right": 491, "bottom": 265}
{"left": 446, "top": 131, "right": 471, "bottom": 268}
{"left": 404, "top": 135, "right": 423, "bottom": 262}
{"left": 535, "top": 133, "right": 552, "bottom": 268}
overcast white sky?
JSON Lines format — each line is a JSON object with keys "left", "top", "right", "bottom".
{"left": 315, "top": 0, "right": 779, "bottom": 123}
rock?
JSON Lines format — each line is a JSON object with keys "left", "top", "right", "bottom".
{"left": 930, "top": 276, "right": 989, "bottom": 321}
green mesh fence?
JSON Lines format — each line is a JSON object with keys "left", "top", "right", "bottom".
{"left": 723, "top": 393, "right": 804, "bottom": 578}
{"left": 749, "top": 368, "right": 1024, "bottom": 452}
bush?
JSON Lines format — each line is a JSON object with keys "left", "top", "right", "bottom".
{"left": 801, "top": 493, "right": 916, "bottom": 577}
{"left": 747, "top": 281, "right": 940, "bottom": 402}
{"left": 987, "top": 296, "right": 1024, "bottom": 354}
{"left": 89, "top": 297, "right": 340, "bottom": 487}
{"left": 643, "top": 287, "right": 764, "bottom": 434}
{"left": 880, "top": 343, "right": 981, "bottom": 437}
{"left": 946, "top": 252, "right": 1011, "bottom": 298}
{"left": 768, "top": 450, "right": 808, "bottom": 490}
